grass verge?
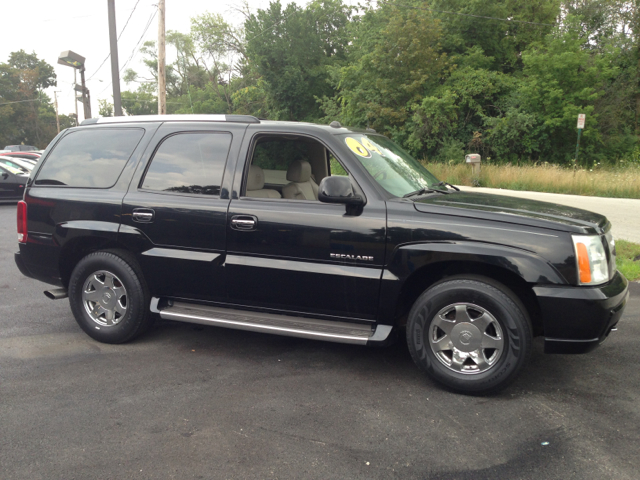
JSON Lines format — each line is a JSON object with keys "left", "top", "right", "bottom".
{"left": 616, "top": 240, "right": 640, "bottom": 282}
{"left": 423, "top": 162, "right": 640, "bottom": 199}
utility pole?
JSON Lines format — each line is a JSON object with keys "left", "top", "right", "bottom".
{"left": 157, "top": 0, "right": 166, "bottom": 115}
{"left": 107, "top": 0, "right": 123, "bottom": 116}
{"left": 53, "top": 91, "right": 61, "bottom": 133}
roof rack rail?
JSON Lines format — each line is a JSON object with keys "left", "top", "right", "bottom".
{"left": 80, "top": 114, "right": 260, "bottom": 126}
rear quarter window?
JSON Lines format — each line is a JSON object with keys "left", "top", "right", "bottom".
{"left": 35, "top": 128, "right": 144, "bottom": 187}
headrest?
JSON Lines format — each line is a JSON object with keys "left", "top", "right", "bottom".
{"left": 286, "top": 159, "right": 312, "bottom": 183}
{"left": 247, "top": 165, "right": 265, "bottom": 191}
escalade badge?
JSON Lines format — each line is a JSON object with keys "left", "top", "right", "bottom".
{"left": 330, "top": 253, "right": 373, "bottom": 261}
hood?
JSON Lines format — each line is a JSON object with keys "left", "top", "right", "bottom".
{"left": 413, "top": 191, "right": 608, "bottom": 234}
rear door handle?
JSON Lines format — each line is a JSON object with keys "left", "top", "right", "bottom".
{"left": 231, "top": 215, "right": 257, "bottom": 231}
{"left": 132, "top": 208, "right": 155, "bottom": 223}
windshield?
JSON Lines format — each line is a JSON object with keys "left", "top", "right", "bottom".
{"left": 340, "top": 134, "right": 446, "bottom": 197}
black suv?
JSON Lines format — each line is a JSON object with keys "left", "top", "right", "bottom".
{"left": 14, "top": 114, "right": 629, "bottom": 394}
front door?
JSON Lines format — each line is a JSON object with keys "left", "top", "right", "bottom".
{"left": 225, "top": 131, "right": 386, "bottom": 321}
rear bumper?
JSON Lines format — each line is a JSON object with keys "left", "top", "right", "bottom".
{"left": 15, "top": 249, "right": 63, "bottom": 287}
{"left": 533, "top": 271, "right": 629, "bottom": 354}
{"left": 14, "top": 250, "right": 33, "bottom": 278}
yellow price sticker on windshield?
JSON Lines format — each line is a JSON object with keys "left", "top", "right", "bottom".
{"left": 345, "top": 137, "right": 371, "bottom": 158}
{"left": 361, "top": 137, "right": 382, "bottom": 155}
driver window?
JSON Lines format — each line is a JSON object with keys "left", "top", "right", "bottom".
{"left": 244, "top": 136, "right": 347, "bottom": 201}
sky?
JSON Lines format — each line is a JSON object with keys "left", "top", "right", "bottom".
{"left": 0, "top": 0, "right": 307, "bottom": 121}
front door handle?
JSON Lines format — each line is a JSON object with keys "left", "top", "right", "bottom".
{"left": 132, "top": 208, "right": 155, "bottom": 223}
{"left": 231, "top": 215, "right": 257, "bottom": 231}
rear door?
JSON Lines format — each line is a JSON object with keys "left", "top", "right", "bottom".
{"left": 120, "top": 122, "right": 246, "bottom": 303}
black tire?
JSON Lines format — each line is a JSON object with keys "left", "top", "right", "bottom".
{"left": 406, "top": 276, "right": 532, "bottom": 395}
{"left": 68, "top": 250, "right": 152, "bottom": 344}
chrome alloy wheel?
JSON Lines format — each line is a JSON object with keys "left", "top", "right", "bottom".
{"left": 82, "top": 270, "right": 128, "bottom": 327}
{"left": 429, "top": 303, "right": 504, "bottom": 374}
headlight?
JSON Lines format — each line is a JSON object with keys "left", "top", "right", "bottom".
{"left": 572, "top": 235, "right": 609, "bottom": 285}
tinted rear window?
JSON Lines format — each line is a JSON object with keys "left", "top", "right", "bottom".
{"left": 141, "top": 132, "right": 232, "bottom": 196}
{"left": 35, "top": 128, "right": 144, "bottom": 187}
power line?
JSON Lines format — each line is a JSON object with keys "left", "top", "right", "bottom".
{"left": 100, "top": 6, "right": 159, "bottom": 95}
{"left": 378, "top": 1, "right": 555, "bottom": 27}
{"left": 87, "top": 0, "right": 142, "bottom": 81}
{"left": 0, "top": 98, "right": 41, "bottom": 106}
{"left": 120, "top": 8, "right": 159, "bottom": 73}
{"left": 121, "top": 97, "right": 185, "bottom": 105}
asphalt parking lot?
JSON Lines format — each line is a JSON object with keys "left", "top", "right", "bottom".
{"left": 1, "top": 203, "right": 639, "bottom": 480}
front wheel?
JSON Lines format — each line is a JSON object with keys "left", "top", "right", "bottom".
{"left": 68, "top": 251, "right": 152, "bottom": 344}
{"left": 407, "top": 277, "right": 532, "bottom": 395}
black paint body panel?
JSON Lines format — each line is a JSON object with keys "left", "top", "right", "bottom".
{"left": 15, "top": 118, "right": 629, "bottom": 355}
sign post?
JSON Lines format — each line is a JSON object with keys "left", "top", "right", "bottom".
{"left": 573, "top": 113, "right": 587, "bottom": 166}
{"left": 574, "top": 114, "right": 586, "bottom": 173}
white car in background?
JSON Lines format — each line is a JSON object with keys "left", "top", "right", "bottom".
{"left": 0, "top": 157, "right": 34, "bottom": 173}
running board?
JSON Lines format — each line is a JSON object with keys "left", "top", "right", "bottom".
{"left": 151, "top": 298, "right": 393, "bottom": 345}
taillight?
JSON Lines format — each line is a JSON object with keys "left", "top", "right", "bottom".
{"left": 17, "top": 200, "right": 27, "bottom": 243}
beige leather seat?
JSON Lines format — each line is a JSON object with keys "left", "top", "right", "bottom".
{"left": 246, "top": 165, "right": 281, "bottom": 198}
{"left": 282, "top": 160, "right": 318, "bottom": 200}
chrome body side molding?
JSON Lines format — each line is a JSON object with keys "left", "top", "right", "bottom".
{"left": 142, "top": 248, "right": 220, "bottom": 262}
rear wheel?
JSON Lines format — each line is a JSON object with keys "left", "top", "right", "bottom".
{"left": 407, "top": 276, "right": 532, "bottom": 395}
{"left": 69, "top": 251, "right": 152, "bottom": 344}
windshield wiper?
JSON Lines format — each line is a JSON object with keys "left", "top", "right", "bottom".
{"left": 402, "top": 187, "right": 447, "bottom": 198}
{"left": 435, "top": 181, "right": 460, "bottom": 191}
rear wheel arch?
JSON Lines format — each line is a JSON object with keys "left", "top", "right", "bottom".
{"left": 68, "top": 249, "right": 152, "bottom": 343}
{"left": 59, "top": 237, "right": 137, "bottom": 288}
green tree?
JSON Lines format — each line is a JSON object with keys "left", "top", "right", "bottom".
{"left": 326, "top": 1, "right": 448, "bottom": 140}
{"left": 98, "top": 99, "right": 114, "bottom": 117}
{"left": 244, "top": 0, "right": 351, "bottom": 121}
{"left": 0, "top": 51, "right": 57, "bottom": 148}
{"left": 517, "top": 18, "right": 622, "bottom": 163}
{"left": 121, "top": 85, "right": 158, "bottom": 116}
{"left": 431, "top": 0, "right": 560, "bottom": 72}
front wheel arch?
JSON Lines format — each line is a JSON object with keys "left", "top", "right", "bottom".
{"left": 406, "top": 275, "right": 533, "bottom": 395}
{"left": 392, "top": 261, "right": 543, "bottom": 337}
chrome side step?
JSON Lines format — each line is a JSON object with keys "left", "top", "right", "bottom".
{"left": 151, "top": 298, "right": 392, "bottom": 345}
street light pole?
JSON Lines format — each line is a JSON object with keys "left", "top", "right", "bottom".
{"left": 58, "top": 50, "right": 91, "bottom": 120}
{"left": 74, "top": 70, "right": 79, "bottom": 125}
{"left": 107, "top": 0, "right": 123, "bottom": 116}
{"left": 79, "top": 66, "right": 92, "bottom": 119}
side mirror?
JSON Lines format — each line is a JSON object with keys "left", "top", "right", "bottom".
{"left": 318, "top": 176, "right": 364, "bottom": 206}
{"left": 2, "top": 172, "right": 8, "bottom": 180}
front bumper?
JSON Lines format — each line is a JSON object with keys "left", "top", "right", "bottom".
{"left": 533, "top": 270, "right": 629, "bottom": 354}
